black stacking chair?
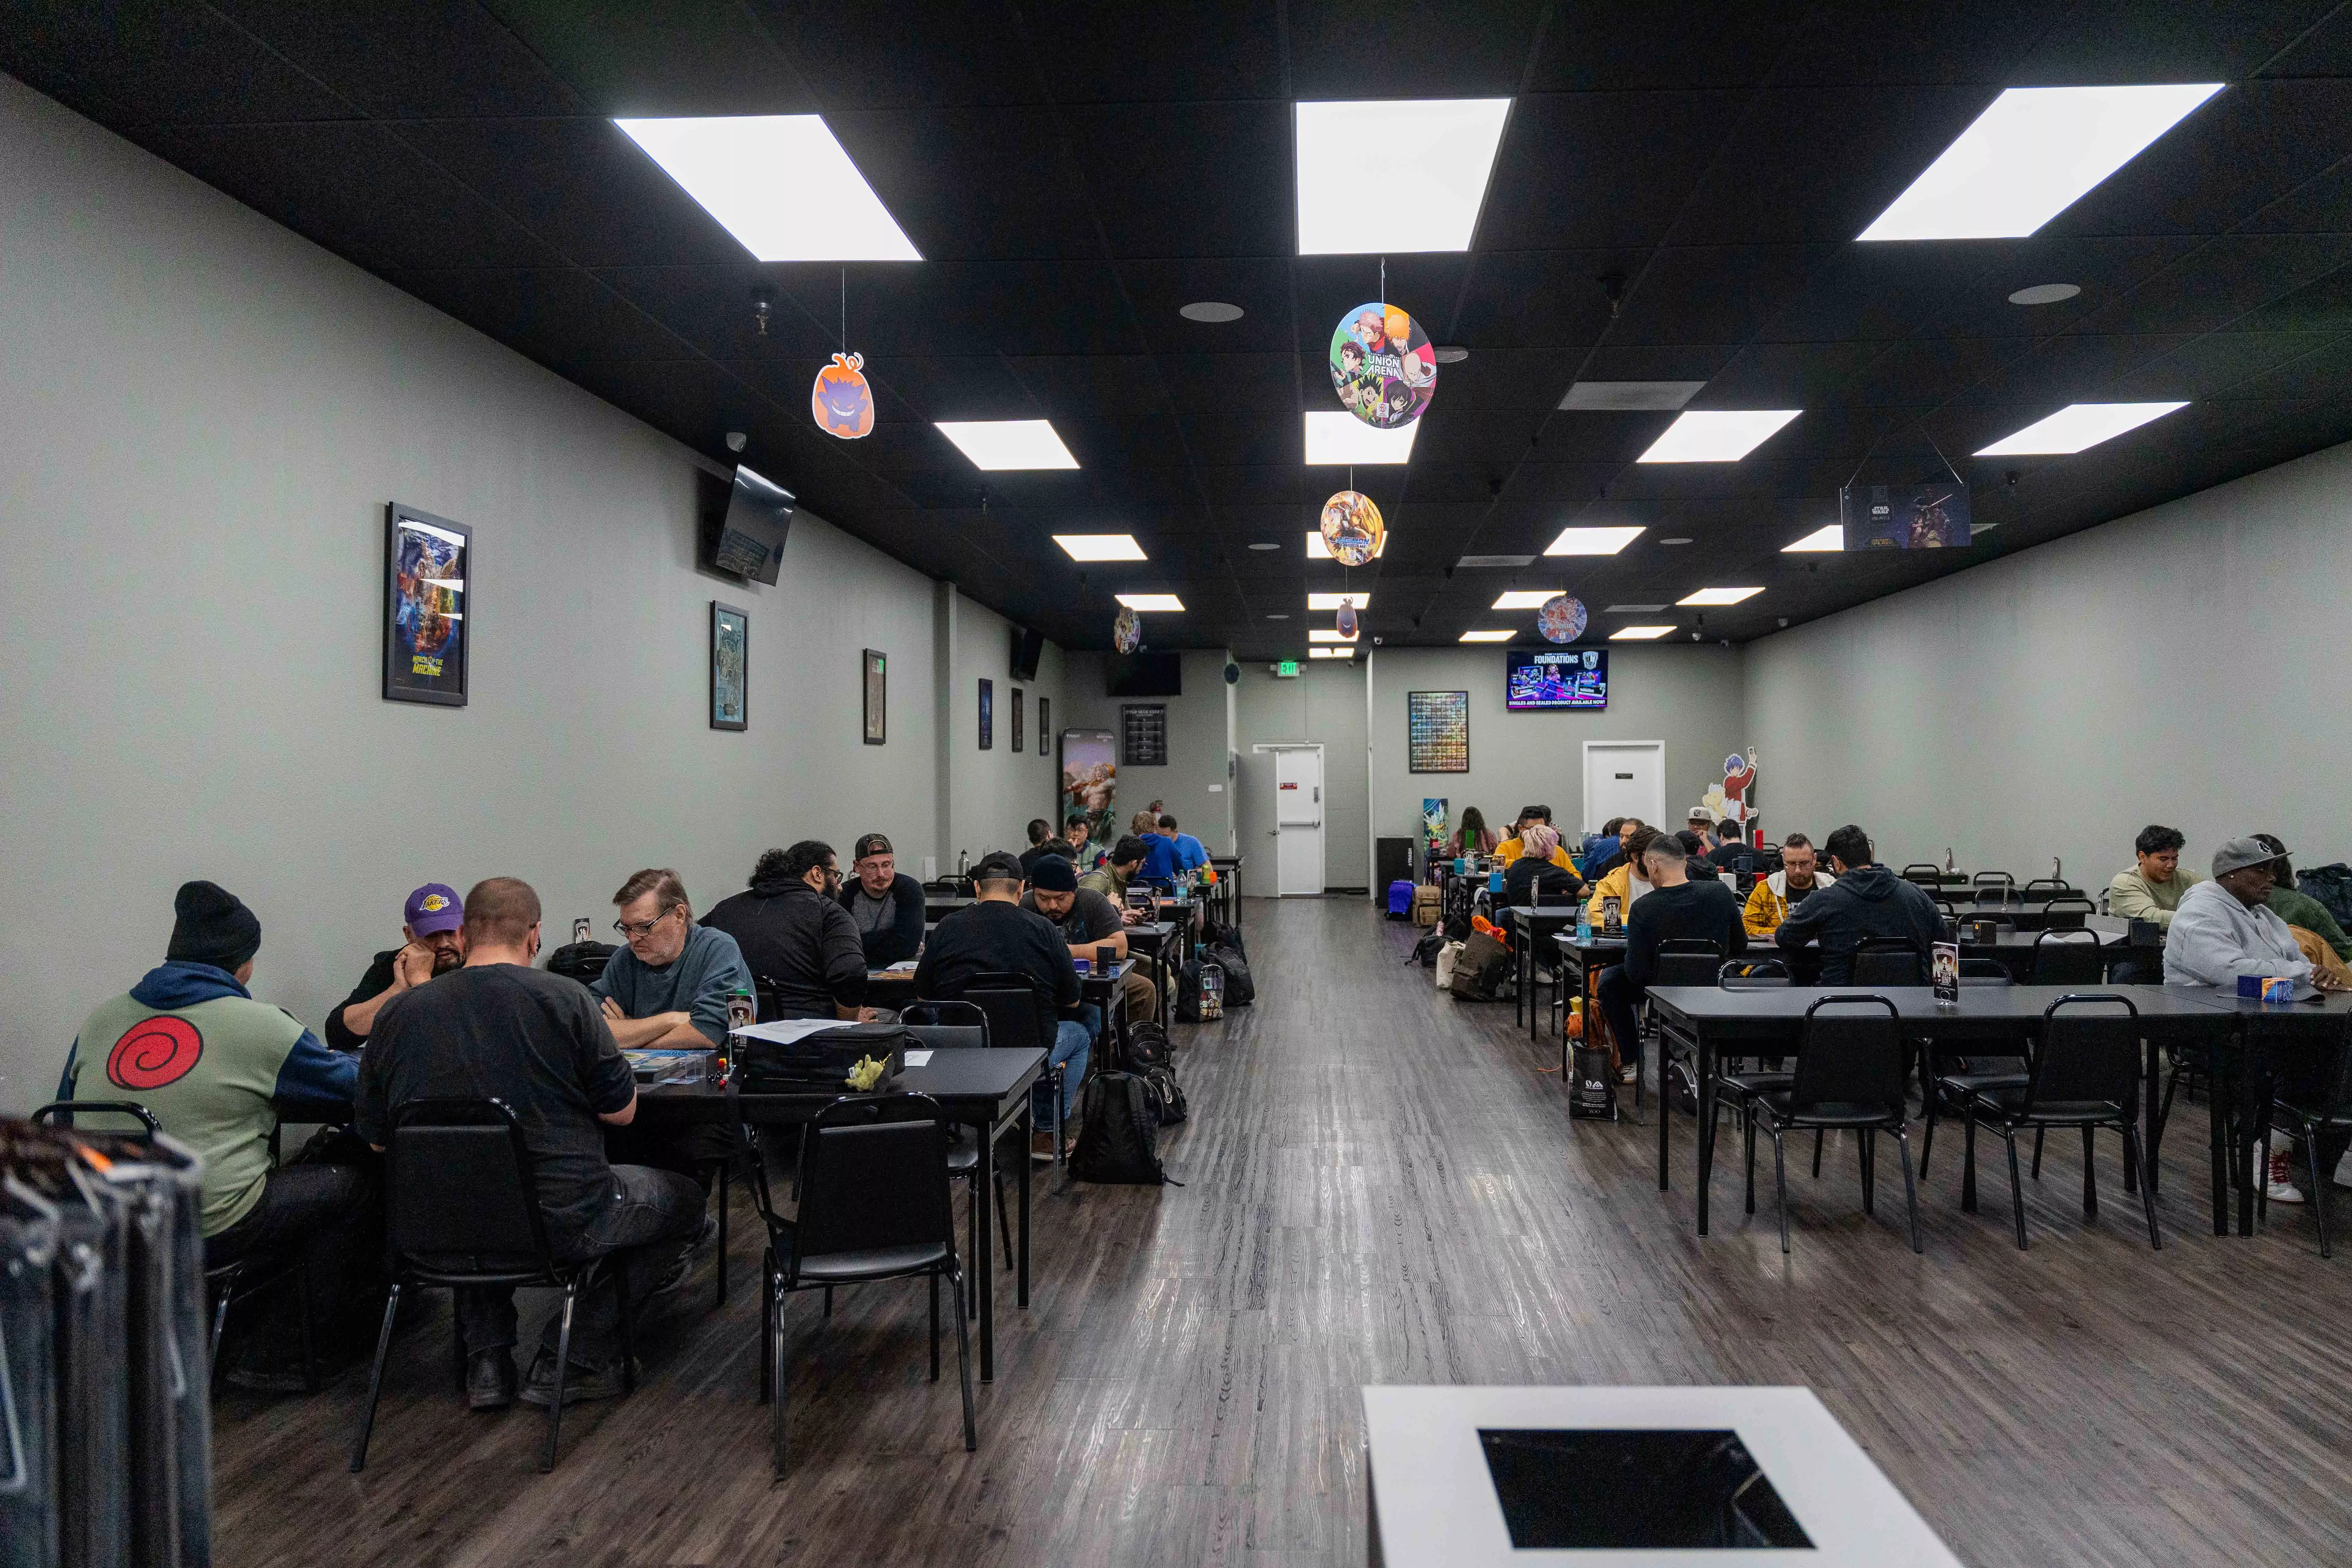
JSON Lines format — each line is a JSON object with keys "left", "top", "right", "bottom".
{"left": 1707, "top": 960, "right": 1797, "bottom": 1165}
{"left": 901, "top": 1002, "right": 1015, "bottom": 1294}
{"left": 351, "top": 1098, "right": 635, "bottom": 1473}
{"left": 1645, "top": 939, "right": 1724, "bottom": 1110}
{"left": 2029, "top": 927, "right": 2107, "bottom": 986}
{"left": 36, "top": 1099, "right": 320, "bottom": 1394}
{"left": 2256, "top": 1014, "right": 2352, "bottom": 1256}
{"left": 1743, "top": 995, "right": 1921, "bottom": 1255}
{"left": 1915, "top": 972, "right": 2029, "bottom": 1180}
{"left": 2043, "top": 893, "right": 2097, "bottom": 929}
{"left": 1850, "top": 938, "right": 1925, "bottom": 986}
{"left": 746, "top": 1093, "right": 974, "bottom": 1476}
{"left": 2024, "top": 877, "right": 2072, "bottom": 897}
{"left": 1902, "top": 864, "right": 1945, "bottom": 886}
{"left": 1944, "top": 995, "right": 2156, "bottom": 1251}
{"left": 1973, "top": 871, "right": 2017, "bottom": 904}
{"left": 955, "top": 972, "right": 1071, "bottom": 1158}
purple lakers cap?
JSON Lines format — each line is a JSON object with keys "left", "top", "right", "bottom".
{"left": 404, "top": 883, "right": 464, "bottom": 936}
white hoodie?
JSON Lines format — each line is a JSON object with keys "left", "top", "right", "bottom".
{"left": 2163, "top": 877, "right": 2312, "bottom": 988}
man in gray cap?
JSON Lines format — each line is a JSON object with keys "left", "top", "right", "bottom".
{"left": 2163, "top": 838, "right": 2326, "bottom": 992}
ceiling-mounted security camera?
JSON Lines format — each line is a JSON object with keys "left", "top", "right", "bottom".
{"left": 725, "top": 431, "right": 748, "bottom": 453}
{"left": 750, "top": 282, "right": 775, "bottom": 338}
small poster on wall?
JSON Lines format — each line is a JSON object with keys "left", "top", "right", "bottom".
{"left": 383, "top": 502, "right": 470, "bottom": 706}
{"left": 1407, "top": 690, "right": 1469, "bottom": 772}
{"left": 863, "top": 649, "right": 887, "bottom": 744}
{"left": 709, "top": 602, "right": 747, "bottom": 731}
{"left": 979, "top": 678, "right": 993, "bottom": 750}
{"left": 1421, "top": 798, "right": 1449, "bottom": 861}
{"left": 1011, "top": 688, "right": 1025, "bottom": 753}
{"left": 1037, "top": 697, "right": 1050, "bottom": 754}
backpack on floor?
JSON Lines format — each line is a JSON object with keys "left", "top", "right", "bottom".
{"left": 1199, "top": 939, "right": 1253, "bottom": 1006}
{"left": 1409, "top": 929, "right": 1444, "bottom": 967}
{"left": 1123, "top": 1020, "right": 1173, "bottom": 1073}
{"left": 1201, "top": 920, "right": 1247, "bottom": 961}
{"left": 1070, "top": 1072, "right": 1166, "bottom": 1184}
{"left": 1448, "top": 928, "right": 1512, "bottom": 1002}
{"left": 1175, "top": 959, "right": 1205, "bottom": 1022}
{"left": 1411, "top": 884, "right": 1443, "bottom": 927}
{"left": 1433, "top": 939, "right": 1465, "bottom": 990}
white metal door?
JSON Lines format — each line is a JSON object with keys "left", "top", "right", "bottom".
{"left": 1583, "top": 741, "right": 1665, "bottom": 834}
{"left": 1273, "top": 746, "right": 1325, "bottom": 895}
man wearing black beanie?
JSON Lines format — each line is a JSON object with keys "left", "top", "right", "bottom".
{"left": 62, "top": 879, "right": 372, "bottom": 1389}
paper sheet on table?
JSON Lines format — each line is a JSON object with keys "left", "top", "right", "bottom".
{"left": 903, "top": 1050, "right": 933, "bottom": 1067}
{"left": 731, "top": 1018, "right": 852, "bottom": 1044}
{"left": 883, "top": 959, "right": 918, "bottom": 972}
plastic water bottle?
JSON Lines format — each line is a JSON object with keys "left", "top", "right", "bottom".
{"left": 1577, "top": 906, "right": 1592, "bottom": 943}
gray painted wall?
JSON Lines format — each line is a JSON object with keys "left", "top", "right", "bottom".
{"left": 946, "top": 591, "right": 1067, "bottom": 868}
{"left": 1743, "top": 436, "right": 2352, "bottom": 883}
{"left": 1234, "top": 660, "right": 1371, "bottom": 889}
{"left": 1365, "top": 645, "right": 1747, "bottom": 858}
{"left": 1061, "top": 649, "right": 1235, "bottom": 855}
{"left": 0, "top": 77, "right": 1055, "bottom": 1106}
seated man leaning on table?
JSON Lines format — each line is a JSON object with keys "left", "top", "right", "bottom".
{"left": 1021, "top": 854, "right": 1156, "bottom": 1026}
{"left": 1080, "top": 834, "right": 1154, "bottom": 914}
{"left": 2168, "top": 837, "right": 2352, "bottom": 1204}
{"left": 1742, "top": 833, "right": 1834, "bottom": 937}
{"left": 837, "top": 831, "right": 926, "bottom": 969}
{"left": 324, "top": 882, "right": 469, "bottom": 1051}
{"left": 704, "top": 842, "right": 872, "bottom": 1021}
{"left": 2110, "top": 824, "right": 2200, "bottom": 928}
{"left": 915, "top": 852, "right": 1092, "bottom": 1162}
{"left": 593, "top": 868, "right": 751, "bottom": 1046}
{"left": 1772, "top": 823, "right": 1943, "bottom": 983}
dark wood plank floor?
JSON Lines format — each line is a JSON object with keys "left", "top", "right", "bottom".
{"left": 215, "top": 898, "right": 2352, "bottom": 1566}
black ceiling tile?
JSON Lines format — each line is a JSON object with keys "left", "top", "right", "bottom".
{"left": 1059, "top": 102, "right": 1291, "bottom": 259}
{"left": 141, "top": 121, "right": 552, "bottom": 271}
{"left": 1700, "top": 341, "right": 1890, "bottom": 408}
{"left": 819, "top": 108, "right": 1103, "bottom": 261}
{"left": 1607, "top": 244, "right": 1838, "bottom": 346}
{"left": 1284, "top": 0, "right": 1548, "bottom": 98}
{"left": 1160, "top": 353, "right": 1305, "bottom": 415}
{"left": 594, "top": 265, "right": 843, "bottom": 360}
{"left": 1898, "top": 236, "right": 2209, "bottom": 341}
{"left": 1478, "top": 91, "right": 1742, "bottom": 251}
{"left": 393, "top": 270, "right": 691, "bottom": 363}
{"left": 1018, "top": 0, "right": 1282, "bottom": 104}
{"left": 1837, "top": 336, "right": 2032, "bottom": 409}
{"left": 2238, "top": 261, "right": 2352, "bottom": 332}
{"left": 483, "top": 0, "right": 818, "bottom": 116}
{"left": 2212, "top": 345, "right": 2352, "bottom": 404}
{"left": 1525, "top": 0, "right": 1803, "bottom": 91}
{"left": 1533, "top": 412, "right": 1675, "bottom": 464}
{"left": 1292, "top": 255, "right": 1479, "bottom": 348}
{"left": 2, "top": 0, "right": 353, "bottom": 125}
{"left": 1765, "top": 1, "right": 2054, "bottom": 86}
{"left": 1114, "top": 260, "right": 1303, "bottom": 352}
{"left": 744, "top": 0, "right": 1043, "bottom": 110}
{"left": 2056, "top": 81, "right": 2352, "bottom": 240}
{"left": 216, "top": 0, "right": 582, "bottom": 119}
{"left": 2006, "top": 1, "right": 2341, "bottom": 86}
{"left": 1446, "top": 252, "right": 1625, "bottom": 359}
{"left": 2108, "top": 330, "right": 2349, "bottom": 399}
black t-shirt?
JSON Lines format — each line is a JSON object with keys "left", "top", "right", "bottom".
{"left": 913, "top": 900, "right": 1081, "bottom": 1013}
{"left": 1019, "top": 888, "right": 1123, "bottom": 948}
{"left": 1707, "top": 841, "right": 1753, "bottom": 870}
{"left": 325, "top": 948, "right": 400, "bottom": 1053}
{"left": 1622, "top": 880, "right": 1748, "bottom": 989}
{"left": 1020, "top": 840, "right": 1077, "bottom": 875}
{"left": 356, "top": 963, "right": 634, "bottom": 1256}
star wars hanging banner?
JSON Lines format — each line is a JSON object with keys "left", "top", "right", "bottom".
{"left": 811, "top": 351, "right": 874, "bottom": 439}
{"left": 1329, "top": 302, "right": 1435, "bottom": 429}
{"left": 1841, "top": 481, "right": 1969, "bottom": 548}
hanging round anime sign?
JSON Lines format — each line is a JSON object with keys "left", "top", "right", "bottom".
{"left": 1329, "top": 301, "right": 1436, "bottom": 429}
{"left": 811, "top": 351, "right": 874, "bottom": 439}
{"left": 1318, "top": 490, "right": 1384, "bottom": 566}
{"left": 1537, "top": 595, "right": 1587, "bottom": 645}
{"left": 1113, "top": 603, "right": 1142, "bottom": 654}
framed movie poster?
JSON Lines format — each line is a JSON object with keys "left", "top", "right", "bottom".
{"left": 1011, "top": 688, "right": 1025, "bottom": 753}
{"left": 862, "top": 649, "right": 887, "bottom": 744}
{"left": 1407, "top": 690, "right": 1469, "bottom": 772}
{"left": 1037, "top": 697, "right": 1051, "bottom": 754}
{"left": 383, "top": 502, "right": 470, "bottom": 706}
{"left": 979, "top": 678, "right": 994, "bottom": 750}
{"left": 709, "top": 602, "right": 747, "bottom": 730}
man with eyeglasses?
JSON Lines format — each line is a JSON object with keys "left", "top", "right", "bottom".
{"left": 836, "top": 831, "right": 925, "bottom": 968}
{"left": 590, "top": 867, "right": 752, "bottom": 1048}
{"left": 703, "top": 841, "right": 872, "bottom": 1021}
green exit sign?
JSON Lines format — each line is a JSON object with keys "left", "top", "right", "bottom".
{"left": 1276, "top": 660, "right": 1300, "bottom": 677}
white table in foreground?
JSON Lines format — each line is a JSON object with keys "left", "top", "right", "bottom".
{"left": 1362, "top": 1385, "right": 1962, "bottom": 1567}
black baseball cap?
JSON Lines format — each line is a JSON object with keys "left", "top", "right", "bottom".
{"left": 974, "top": 851, "right": 1027, "bottom": 883}
{"left": 853, "top": 833, "right": 893, "bottom": 861}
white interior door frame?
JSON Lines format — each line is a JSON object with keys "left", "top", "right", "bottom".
{"left": 1255, "top": 741, "right": 1326, "bottom": 895}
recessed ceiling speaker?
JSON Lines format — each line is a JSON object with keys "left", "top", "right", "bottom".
{"left": 1224, "top": 661, "right": 1241, "bottom": 685}
{"left": 1433, "top": 344, "right": 1470, "bottom": 364}
{"left": 2008, "top": 283, "right": 2082, "bottom": 306}
{"left": 1180, "top": 301, "right": 1244, "bottom": 323}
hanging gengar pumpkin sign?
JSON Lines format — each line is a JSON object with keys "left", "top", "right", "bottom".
{"left": 812, "top": 351, "right": 874, "bottom": 439}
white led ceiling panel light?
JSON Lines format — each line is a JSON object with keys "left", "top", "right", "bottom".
{"left": 1678, "top": 586, "right": 1764, "bottom": 606}
{"left": 614, "top": 116, "right": 922, "bottom": 261}
{"left": 934, "top": 420, "right": 1079, "bottom": 470}
{"left": 1309, "top": 646, "right": 1356, "bottom": 658}
{"left": 1309, "top": 628, "right": 1359, "bottom": 643}
{"left": 1295, "top": 99, "right": 1512, "bottom": 254}
{"left": 1306, "top": 529, "right": 1387, "bottom": 559}
{"left": 1306, "top": 593, "right": 1371, "bottom": 610}
{"left": 1053, "top": 534, "right": 1146, "bottom": 561}
{"left": 1858, "top": 84, "right": 2223, "bottom": 242}
{"left": 1457, "top": 630, "right": 1513, "bottom": 642}
{"left": 1610, "top": 625, "right": 1676, "bottom": 640}
{"left": 1114, "top": 593, "right": 1185, "bottom": 612}
{"left": 1544, "top": 526, "right": 1645, "bottom": 555}
{"left": 1783, "top": 524, "right": 1844, "bottom": 552}
{"left": 1491, "top": 590, "right": 1561, "bottom": 610}
{"left": 1973, "top": 401, "right": 2188, "bottom": 455}
{"left": 1304, "top": 411, "right": 1418, "bottom": 465}
{"left": 1636, "top": 410, "right": 1801, "bottom": 463}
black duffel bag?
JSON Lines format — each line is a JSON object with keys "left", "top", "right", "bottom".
{"left": 1200, "top": 939, "right": 1253, "bottom": 1006}
{"left": 1069, "top": 1073, "right": 1167, "bottom": 1184}
{"left": 547, "top": 940, "right": 616, "bottom": 984}
{"left": 735, "top": 1023, "right": 911, "bottom": 1091}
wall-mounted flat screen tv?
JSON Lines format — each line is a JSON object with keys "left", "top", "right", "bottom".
{"left": 705, "top": 464, "right": 796, "bottom": 585}
{"left": 1107, "top": 650, "right": 1181, "bottom": 697}
{"left": 1506, "top": 647, "right": 1608, "bottom": 711}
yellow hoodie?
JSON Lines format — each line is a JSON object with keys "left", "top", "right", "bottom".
{"left": 1742, "top": 868, "right": 1836, "bottom": 938}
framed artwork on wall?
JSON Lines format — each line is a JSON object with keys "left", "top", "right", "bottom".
{"left": 863, "top": 649, "right": 887, "bottom": 744}
{"left": 383, "top": 502, "right": 470, "bottom": 706}
{"left": 1121, "top": 703, "right": 1168, "bottom": 767}
{"left": 1011, "top": 688, "right": 1025, "bottom": 753}
{"left": 979, "top": 678, "right": 994, "bottom": 750}
{"left": 709, "top": 601, "right": 747, "bottom": 730}
{"left": 1407, "top": 690, "right": 1470, "bottom": 772}
{"left": 1037, "top": 697, "right": 1051, "bottom": 754}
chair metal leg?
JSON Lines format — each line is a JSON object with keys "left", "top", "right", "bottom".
{"left": 2306, "top": 1129, "right": 2332, "bottom": 1259}
{"left": 208, "top": 1269, "right": 238, "bottom": 1389}
{"left": 1896, "top": 1127, "right": 1922, "bottom": 1254}
{"left": 1771, "top": 1125, "right": 1791, "bottom": 1255}
{"left": 1743, "top": 1103, "right": 1757, "bottom": 1216}
{"left": 2124, "top": 1122, "right": 2161, "bottom": 1250}
{"left": 1961, "top": 1114, "right": 1978, "bottom": 1212}
{"left": 2003, "top": 1129, "right": 2029, "bottom": 1250}
{"left": 951, "top": 1263, "right": 976, "bottom": 1452}
{"left": 1920, "top": 1092, "right": 1937, "bottom": 1180}
{"left": 2031, "top": 1125, "right": 2045, "bottom": 1180}
{"left": 2081, "top": 1126, "right": 2098, "bottom": 1221}
{"left": 543, "top": 1281, "right": 578, "bottom": 1473}
{"left": 348, "top": 1281, "right": 402, "bottom": 1473}
{"left": 929, "top": 1272, "right": 941, "bottom": 1381}
{"left": 1811, "top": 1127, "right": 1823, "bottom": 1178}
{"left": 758, "top": 1248, "right": 775, "bottom": 1405}
{"left": 771, "top": 1284, "right": 792, "bottom": 1476}
{"left": 1859, "top": 1129, "right": 1875, "bottom": 1217}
